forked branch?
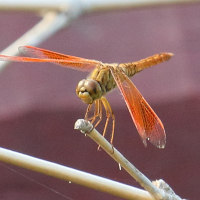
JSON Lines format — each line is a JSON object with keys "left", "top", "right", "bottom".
{"left": 74, "top": 119, "right": 183, "bottom": 200}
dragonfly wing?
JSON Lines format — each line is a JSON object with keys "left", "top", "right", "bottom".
{"left": 18, "top": 46, "right": 100, "bottom": 71}
{"left": 109, "top": 66, "right": 166, "bottom": 148}
{"left": 18, "top": 46, "right": 97, "bottom": 62}
{"left": 0, "top": 46, "right": 101, "bottom": 71}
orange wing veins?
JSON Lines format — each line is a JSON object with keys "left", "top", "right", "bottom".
{"left": 109, "top": 66, "right": 166, "bottom": 148}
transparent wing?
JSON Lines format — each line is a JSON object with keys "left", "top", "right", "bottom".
{"left": 109, "top": 66, "right": 166, "bottom": 148}
{"left": 0, "top": 46, "right": 101, "bottom": 71}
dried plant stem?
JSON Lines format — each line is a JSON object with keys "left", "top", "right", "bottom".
{"left": 0, "top": 144, "right": 151, "bottom": 200}
{"left": 74, "top": 119, "right": 183, "bottom": 200}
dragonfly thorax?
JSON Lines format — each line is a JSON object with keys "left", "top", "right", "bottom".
{"left": 76, "top": 79, "right": 103, "bottom": 104}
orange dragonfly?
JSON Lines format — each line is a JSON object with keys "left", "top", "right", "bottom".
{"left": 0, "top": 46, "right": 173, "bottom": 148}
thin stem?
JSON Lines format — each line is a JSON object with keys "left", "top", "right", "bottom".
{"left": 0, "top": 146, "right": 152, "bottom": 200}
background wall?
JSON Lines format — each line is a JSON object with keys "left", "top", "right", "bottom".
{"left": 0, "top": 2, "right": 199, "bottom": 200}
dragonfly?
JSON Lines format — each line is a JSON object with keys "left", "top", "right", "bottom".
{"left": 0, "top": 46, "right": 173, "bottom": 148}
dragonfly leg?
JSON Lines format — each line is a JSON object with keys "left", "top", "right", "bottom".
{"left": 84, "top": 98, "right": 115, "bottom": 150}
{"left": 93, "top": 99, "right": 103, "bottom": 127}
{"left": 101, "top": 96, "right": 115, "bottom": 145}
{"left": 85, "top": 99, "right": 102, "bottom": 126}
{"left": 85, "top": 104, "right": 92, "bottom": 121}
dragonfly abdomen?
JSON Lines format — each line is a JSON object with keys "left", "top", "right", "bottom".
{"left": 119, "top": 52, "right": 173, "bottom": 77}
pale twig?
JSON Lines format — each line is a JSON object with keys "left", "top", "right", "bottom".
{"left": 0, "top": 146, "right": 152, "bottom": 200}
{"left": 0, "top": 7, "right": 82, "bottom": 71}
{"left": 0, "top": 0, "right": 197, "bottom": 12}
{"left": 74, "top": 119, "right": 183, "bottom": 200}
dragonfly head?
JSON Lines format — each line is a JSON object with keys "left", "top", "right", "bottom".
{"left": 76, "top": 79, "right": 102, "bottom": 104}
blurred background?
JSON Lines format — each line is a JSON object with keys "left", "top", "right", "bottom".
{"left": 0, "top": 1, "right": 199, "bottom": 199}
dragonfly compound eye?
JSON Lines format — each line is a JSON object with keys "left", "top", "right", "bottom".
{"left": 76, "top": 79, "right": 102, "bottom": 104}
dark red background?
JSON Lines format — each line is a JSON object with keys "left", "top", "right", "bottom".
{"left": 0, "top": 3, "right": 199, "bottom": 200}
